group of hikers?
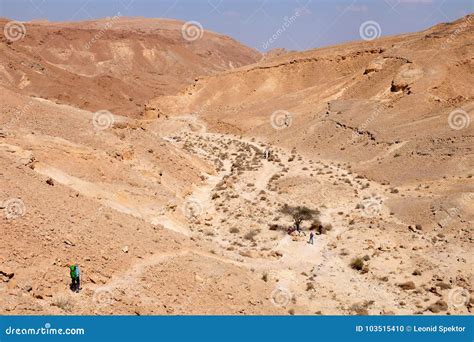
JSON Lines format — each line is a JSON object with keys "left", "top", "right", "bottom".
{"left": 288, "top": 224, "right": 315, "bottom": 244}
{"left": 64, "top": 146, "right": 301, "bottom": 292}
{"left": 263, "top": 147, "right": 316, "bottom": 245}
{"left": 68, "top": 148, "right": 312, "bottom": 291}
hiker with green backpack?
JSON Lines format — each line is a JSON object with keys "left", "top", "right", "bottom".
{"left": 69, "top": 264, "right": 81, "bottom": 293}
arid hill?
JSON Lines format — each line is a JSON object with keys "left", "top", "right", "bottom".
{"left": 0, "top": 17, "right": 260, "bottom": 117}
{"left": 153, "top": 15, "right": 473, "bottom": 180}
{"left": 151, "top": 14, "right": 473, "bottom": 232}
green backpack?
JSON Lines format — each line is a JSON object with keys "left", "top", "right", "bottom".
{"left": 70, "top": 265, "right": 79, "bottom": 279}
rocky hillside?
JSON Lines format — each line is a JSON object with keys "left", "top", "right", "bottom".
{"left": 152, "top": 14, "right": 473, "bottom": 184}
{"left": 0, "top": 17, "right": 260, "bottom": 117}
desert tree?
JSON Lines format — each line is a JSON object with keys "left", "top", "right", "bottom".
{"left": 280, "top": 204, "right": 320, "bottom": 231}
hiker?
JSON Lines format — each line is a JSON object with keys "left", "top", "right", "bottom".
{"left": 308, "top": 231, "right": 314, "bottom": 244}
{"left": 69, "top": 264, "right": 81, "bottom": 293}
{"left": 263, "top": 147, "right": 270, "bottom": 160}
{"left": 294, "top": 221, "right": 306, "bottom": 236}
{"left": 296, "top": 225, "right": 306, "bottom": 236}
{"left": 317, "top": 224, "right": 323, "bottom": 235}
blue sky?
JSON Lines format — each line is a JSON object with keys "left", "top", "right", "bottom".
{"left": 0, "top": 0, "right": 472, "bottom": 51}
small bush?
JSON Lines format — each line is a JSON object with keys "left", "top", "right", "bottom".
{"left": 52, "top": 297, "right": 73, "bottom": 312}
{"left": 312, "top": 221, "right": 332, "bottom": 235}
{"left": 349, "top": 300, "right": 374, "bottom": 315}
{"left": 269, "top": 224, "right": 278, "bottom": 231}
{"left": 310, "top": 218, "right": 322, "bottom": 229}
{"left": 350, "top": 257, "right": 364, "bottom": 271}
{"left": 244, "top": 229, "right": 260, "bottom": 241}
{"left": 321, "top": 224, "right": 332, "bottom": 234}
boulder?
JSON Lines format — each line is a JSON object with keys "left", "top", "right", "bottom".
{"left": 398, "top": 281, "right": 416, "bottom": 290}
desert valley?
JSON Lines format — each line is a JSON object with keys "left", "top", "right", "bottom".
{"left": 0, "top": 14, "right": 473, "bottom": 315}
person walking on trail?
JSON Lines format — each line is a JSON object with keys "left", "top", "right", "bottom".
{"left": 295, "top": 223, "right": 306, "bottom": 236}
{"left": 263, "top": 147, "right": 270, "bottom": 160}
{"left": 69, "top": 264, "right": 81, "bottom": 293}
{"left": 308, "top": 231, "right": 314, "bottom": 244}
